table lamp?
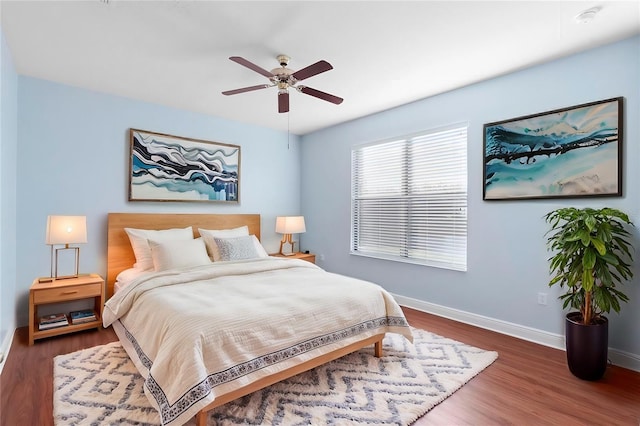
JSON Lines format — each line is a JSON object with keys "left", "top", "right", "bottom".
{"left": 44, "top": 215, "right": 87, "bottom": 280}
{"left": 275, "top": 216, "right": 306, "bottom": 255}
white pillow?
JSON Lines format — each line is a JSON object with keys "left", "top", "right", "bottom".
{"left": 250, "top": 235, "right": 269, "bottom": 258}
{"left": 125, "top": 226, "right": 193, "bottom": 270}
{"left": 213, "top": 235, "right": 266, "bottom": 261}
{"left": 114, "top": 268, "right": 151, "bottom": 293}
{"left": 115, "top": 267, "right": 149, "bottom": 284}
{"left": 149, "top": 238, "right": 211, "bottom": 272}
{"left": 198, "top": 226, "right": 249, "bottom": 261}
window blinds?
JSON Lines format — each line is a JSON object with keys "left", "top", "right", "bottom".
{"left": 351, "top": 125, "right": 468, "bottom": 271}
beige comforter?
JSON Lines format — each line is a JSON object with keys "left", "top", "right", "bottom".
{"left": 103, "top": 258, "right": 413, "bottom": 425}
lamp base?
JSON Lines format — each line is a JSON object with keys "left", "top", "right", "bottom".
{"left": 53, "top": 274, "right": 81, "bottom": 280}
{"left": 278, "top": 234, "right": 297, "bottom": 255}
{"left": 38, "top": 273, "right": 89, "bottom": 284}
{"left": 53, "top": 246, "right": 80, "bottom": 280}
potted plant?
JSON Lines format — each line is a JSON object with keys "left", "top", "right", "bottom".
{"left": 545, "top": 207, "right": 634, "bottom": 380}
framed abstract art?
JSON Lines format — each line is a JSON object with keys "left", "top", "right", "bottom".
{"left": 483, "top": 97, "right": 623, "bottom": 200}
{"left": 129, "top": 129, "right": 240, "bottom": 202}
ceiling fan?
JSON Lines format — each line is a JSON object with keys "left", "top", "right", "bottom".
{"left": 222, "top": 55, "right": 344, "bottom": 113}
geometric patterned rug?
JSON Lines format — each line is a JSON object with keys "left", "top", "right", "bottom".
{"left": 53, "top": 328, "right": 497, "bottom": 426}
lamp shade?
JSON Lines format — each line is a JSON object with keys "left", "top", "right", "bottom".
{"left": 46, "top": 215, "right": 87, "bottom": 245}
{"left": 275, "top": 216, "right": 306, "bottom": 234}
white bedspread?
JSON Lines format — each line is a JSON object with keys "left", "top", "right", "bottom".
{"left": 103, "top": 258, "right": 413, "bottom": 425}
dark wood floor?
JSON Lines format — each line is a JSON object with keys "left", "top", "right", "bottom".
{"left": 1, "top": 307, "right": 639, "bottom": 425}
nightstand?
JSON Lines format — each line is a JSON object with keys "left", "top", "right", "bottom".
{"left": 28, "top": 274, "right": 105, "bottom": 345}
{"left": 271, "top": 252, "right": 316, "bottom": 264}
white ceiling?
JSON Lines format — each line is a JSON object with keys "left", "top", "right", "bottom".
{"left": 2, "top": 1, "right": 639, "bottom": 135}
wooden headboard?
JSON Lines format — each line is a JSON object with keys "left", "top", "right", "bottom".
{"left": 106, "top": 213, "right": 261, "bottom": 299}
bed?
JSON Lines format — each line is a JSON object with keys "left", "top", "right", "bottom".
{"left": 104, "top": 213, "right": 413, "bottom": 426}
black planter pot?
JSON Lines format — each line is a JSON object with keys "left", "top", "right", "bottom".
{"left": 565, "top": 312, "right": 608, "bottom": 381}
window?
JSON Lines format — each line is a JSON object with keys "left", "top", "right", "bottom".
{"left": 351, "top": 124, "right": 468, "bottom": 271}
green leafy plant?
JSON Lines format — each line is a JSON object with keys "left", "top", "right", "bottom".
{"left": 545, "top": 207, "right": 634, "bottom": 325}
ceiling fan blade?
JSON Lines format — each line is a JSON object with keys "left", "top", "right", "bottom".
{"left": 229, "top": 56, "right": 274, "bottom": 78}
{"left": 222, "top": 84, "right": 271, "bottom": 96}
{"left": 299, "top": 86, "right": 343, "bottom": 105}
{"left": 278, "top": 91, "right": 290, "bottom": 113}
{"left": 291, "top": 60, "right": 333, "bottom": 81}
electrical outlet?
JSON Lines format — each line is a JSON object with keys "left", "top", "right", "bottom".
{"left": 319, "top": 254, "right": 325, "bottom": 261}
{"left": 537, "top": 292, "right": 548, "bottom": 305}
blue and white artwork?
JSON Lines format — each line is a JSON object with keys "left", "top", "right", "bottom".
{"left": 483, "top": 98, "right": 622, "bottom": 200}
{"left": 129, "top": 129, "right": 240, "bottom": 202}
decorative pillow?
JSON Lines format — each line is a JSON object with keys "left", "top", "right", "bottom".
{"left": 124, "top": 226, "right": 193, "bottom": 270}
{"left": 198, "top": 226, "right": 249, "bottom": 261}
{"left": 213, "top": 235, "right": 265, "bottom": 261}
{"left": 149, "top": 238, "right": 211, "bottom": 272}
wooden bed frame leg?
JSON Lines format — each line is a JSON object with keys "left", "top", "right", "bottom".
{"left": 374, "top": 339, "right": 383, "bottom": 357}
{"left": 195, "top": 410, "right": 207, "bottom": 426}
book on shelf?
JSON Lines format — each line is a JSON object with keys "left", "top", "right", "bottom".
{"left": 39, "top": 313, "right": 67, "bottom": 325}
{"left": 69, "top": 310, "right": 97, "bottom": 324}
{"left": 38, "top": 317, "right": 69, "bottom": 330}
{"left": 71, "top": 316, "right": 96, "bottom": 325}
{"left": 69, "top": 309, "right": 95, "bottom": 319}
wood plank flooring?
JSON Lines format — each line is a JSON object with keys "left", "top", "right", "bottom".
{"left": 1, "top": 307, "right": 639, "bottom": 425}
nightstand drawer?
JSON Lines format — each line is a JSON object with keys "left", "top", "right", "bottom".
{"left": 33, "top": 282, "right": 102, "bottom": 304}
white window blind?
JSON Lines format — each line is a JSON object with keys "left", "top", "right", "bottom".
{"left": 351, "top": 124, "right": 468, "bottom": 271}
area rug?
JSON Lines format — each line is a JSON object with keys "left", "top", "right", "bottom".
{"left": 53, "top": 328, "right": 497, "bottom": 425}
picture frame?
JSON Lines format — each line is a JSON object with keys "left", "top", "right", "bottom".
{"left": 483, "top": 97, "right": 623, "bottom": 201}
{"left": 129, "top": 129, "right": 240, "bottom": 202}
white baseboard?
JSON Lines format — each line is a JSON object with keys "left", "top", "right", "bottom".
{"left": 0, "top": 326, "right": 16, "bottom": 376}
{"left": 609, "top": 348, "right": 640, "bottom": 373}
{"left": 394, "top": 294, "right": 640, "bottom": 373}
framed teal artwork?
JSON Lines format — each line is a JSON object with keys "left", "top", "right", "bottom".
{"left": 483, "top": 97, "right": 622, "bottom": 200}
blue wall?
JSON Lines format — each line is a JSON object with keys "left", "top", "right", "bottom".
{"left": 0, "top": 25, "right": 18, "bottom": 363}
{"left": 15, "top": 78, "right": 302, "bottom": 327}
{"left": 301, "top": 36, "right": 640, "bottom": 360}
